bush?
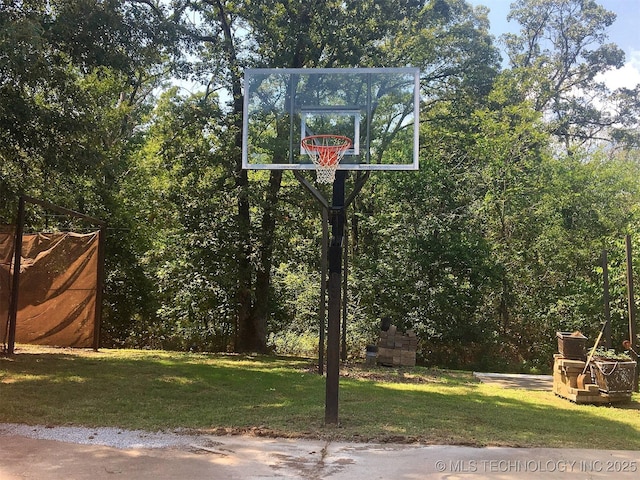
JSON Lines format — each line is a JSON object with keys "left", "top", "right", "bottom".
{"left": 268, "top": 331, "right": 318, "bottom": 357}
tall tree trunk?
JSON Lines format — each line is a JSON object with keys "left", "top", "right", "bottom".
{"left": 211, "top": 0, "right": 285, "bottom": 352}
{"left": 209, "top": 0, "right": 308, "bottom": 351}
{"left": 249, "top": 170, "right": 283, "bottom": 352}
{"left": 235, "top": 167, "right": 255, "bottom": 351}
{"left": 209, "top": 0, "right": 257, "bottom": 351}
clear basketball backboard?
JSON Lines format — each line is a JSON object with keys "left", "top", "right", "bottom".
{"left": 242, "top": 67, "right": 419, "bottom": 171}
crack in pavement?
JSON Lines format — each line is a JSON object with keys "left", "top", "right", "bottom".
{"left": 270, "top": 441, "right": 355, "bottom": 479}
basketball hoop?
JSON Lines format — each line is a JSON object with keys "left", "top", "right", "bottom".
{"left": 301, "top": 135, "right": 352, "bottom": 184}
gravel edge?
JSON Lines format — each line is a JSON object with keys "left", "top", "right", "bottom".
{"left": 0, "top": 423, "right": 199, "bottom": 450}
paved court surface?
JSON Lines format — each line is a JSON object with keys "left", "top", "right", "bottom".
{"left": 1, "top": 428, "right": 640, "bottom": 479}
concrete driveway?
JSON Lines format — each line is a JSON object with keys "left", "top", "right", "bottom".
{"left": 473, "top": 372, "right": 554, "bottom": 391}
{"left": 1, "top": 427, "right": 639, "bottom": 479}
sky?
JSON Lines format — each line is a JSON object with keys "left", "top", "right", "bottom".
{"left": 470, "top": 0, "right": 640, "bottom": 89}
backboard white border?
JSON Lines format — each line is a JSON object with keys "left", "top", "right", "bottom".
{"left": 242, "top": 67, "right": 420, "bottom": 171}
{"left": 300, "top": 109, "right": 361, "bottom": 156}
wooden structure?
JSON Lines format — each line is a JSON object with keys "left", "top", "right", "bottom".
{"left": 553, "top": 332, "right": 635, "bottom": 404}
{"left": 377, "top": 325, "right": 417, "bottom": 367}
{"left": 553, "top": 356, "right": 606, "bottom": 404}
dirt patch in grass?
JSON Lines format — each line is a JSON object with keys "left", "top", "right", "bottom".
{"left": 342, "top": 363, "right": 476, "bottom": 384}
{"left": 188, "top": 425, "right": 428, "bottom": 444}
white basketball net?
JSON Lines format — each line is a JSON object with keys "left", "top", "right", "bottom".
{"left": 301, "top": 135, "right": 352, "bottom": 184}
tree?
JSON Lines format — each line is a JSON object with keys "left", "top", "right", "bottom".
{"left": 0, "top": 0, "right": 180, "bottom": 341}
{"left": 471, "top": 66, "right": 640, "bottom": 368}
{"left": 162, "top": 0, "right": 502, "bottom": 352}
{"left": 117, "top": 87, "right": 241, "bottom": 350}
{"left": 344, "top": 0, "right": 502, "bottom": 365}
{"left": 503, "top": 0, "right": 639, "bottom": 152}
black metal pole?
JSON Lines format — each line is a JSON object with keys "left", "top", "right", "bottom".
{"left": 341, "top": 215, "right": 348, "bottom": 362}
{"left": 326, "top": 171, "right": 346, "bottom": 425}
{"left": 294, "top": 169, "right": 370, "bottom": 423}
{"left": 7, "top": 196, "right": 26, "bottom": 354}
{"left": 318, "top": 207, "right": 328, "bottom": 375}
{"left": 602, "top": 250, "right": 611, "bottom": 349}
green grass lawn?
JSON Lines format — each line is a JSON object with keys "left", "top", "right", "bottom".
{"left": 1, "top": 346, "right": 639, "bottom": 449}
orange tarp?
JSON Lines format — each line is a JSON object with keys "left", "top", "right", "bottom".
{"left": 0, "top": 231, "right": 99, "bottom": 348}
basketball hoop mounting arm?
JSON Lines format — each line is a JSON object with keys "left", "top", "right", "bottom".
{"left": 345, "top": 171, "right": 370, "bottom": 208}
{"left": 292, "top": 171, "right": 329, "bottom": 210}
{"left": 293, "top": 170, "right": 370, "bottom": 213}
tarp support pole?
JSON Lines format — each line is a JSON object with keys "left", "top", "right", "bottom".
{"left": 21, "top": 195, "right": 106, "bottom": 227}
{"left": 7, "top": 196, "right": 25, "bottom": 355}
{"left": 93, "top": 226, "right": 107, "bottom": 350}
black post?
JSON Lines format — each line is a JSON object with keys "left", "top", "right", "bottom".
{"left": 602, "top": 250, "right": 611, "bottom": 349}
{"left": 7, "top": 196, "right": 26, "bottom": 354}
{"left": 93, "top": 226, "right": 107, "bottom": 351}
{"left": 318, "top": 207, "right": 328, "bottom": 375}
{"left": 341, "top": 215, "right": 348, "bottom": 362}
{"left": 326, "top": 171, "right": 346, "bottom": 424}
{"left": 625, "top": 235, "right": 639, "bottom": 392}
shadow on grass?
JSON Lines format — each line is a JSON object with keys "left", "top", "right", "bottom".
{"left": 338, "top": 378, "right": 640, "bottom": 449}
{"left": 0, "top": 351, "right": 327, "bottom": 432}
{"left": 1, "top": 350, "right": 639, "bottom": 449}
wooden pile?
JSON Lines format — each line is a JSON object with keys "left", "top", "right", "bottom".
{"left": 552, "top": 355, "right": 603, "bottom": 404}
{"left": 553, "top": 331, "right": 633, "bottom": 404}
{"left": 377, "top": 325, "right": 417, "bottom": 367}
